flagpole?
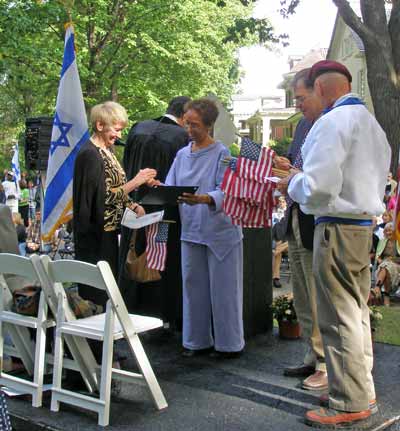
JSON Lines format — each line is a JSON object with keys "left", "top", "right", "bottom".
{"left": 40, "top": 0, "right": 73, "bottom": 246}
{"left": 42, "top": 5, "right": 89, "bottom": 243}
{"left": 60, "top": 0, "right": 74, "bottom": 23}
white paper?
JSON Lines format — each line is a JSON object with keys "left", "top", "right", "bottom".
{"left": 121, "top": 206, "right": 137, "bottom": 225}
{"left": 121, "top": 208, "right": 164, "bottom": 229}
{"left": 265, "top": 176, "right": 281, "bottom": 183}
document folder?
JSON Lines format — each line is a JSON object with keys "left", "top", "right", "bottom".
{"left": 138, "top": 186, "right": 199, "bottom": 205}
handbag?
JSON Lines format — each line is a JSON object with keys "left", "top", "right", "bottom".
{"left": 125, "top": 230, "right": 161, "bottom": 283}
{"left": 12, "top": 285, "right": 40, "bottom": 316}
{"left": 65, "top": 285, "right": 103, "bottom": 318}
{"left": 12, "top": 284, "right": 103, "bottom": 318}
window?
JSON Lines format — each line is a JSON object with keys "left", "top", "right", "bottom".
{"left": 286, "top": 89, "right": 294, "bottom": 108}
{"left": 341, "top": 36, "right": 352, "bottom": 57}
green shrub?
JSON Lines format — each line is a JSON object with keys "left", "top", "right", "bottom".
{"left": 269, "top": 136, "right": 293, "bottom": 156}
{"left": 229, "top": 142, "right": 240, "bottom": 157}
{"left": 272, "top": 294, "right": 297, "bottom": 322}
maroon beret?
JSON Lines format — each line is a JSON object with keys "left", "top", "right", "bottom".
{"left": 308, "top": 60, "right": 352, "bottom": 83}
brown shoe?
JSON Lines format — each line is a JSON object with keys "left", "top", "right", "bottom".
{"left": 283, "top": 364, "right": 315, "bottom": 377}
{"left": 302, "top": 370, "right": 328, "bottom": 391}
{"left": 319, "top": 393, "right": 378, "bottom": 414}
{"left": 305, "top": 407, "right": 371, "bottom": 428}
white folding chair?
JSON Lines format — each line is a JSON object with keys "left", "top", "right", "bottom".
{"left": 39, "top": 256, "right": 167, "bottom": 426}
{"left": 32, "top": 255, "right": 100, "bottom": 395}
{"left": 0, "top": 253, "right": 55, "bottom": 407}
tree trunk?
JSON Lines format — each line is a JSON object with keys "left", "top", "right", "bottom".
{"left": 333, "top": 0, "right": 400, "bottom": 173}
{"left": 363, "top": 41, "right": 400, "bottom": 173}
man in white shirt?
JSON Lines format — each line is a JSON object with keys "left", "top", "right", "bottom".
{"left": 2, "top": 172, "right": 18, "bottom": 214}
{"left": 287, "top": 60, "right": 391, "bottom": 428}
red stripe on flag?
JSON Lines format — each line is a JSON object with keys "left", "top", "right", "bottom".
{"left": 222, "top": 145, "right": 275, "bottom": 228}
{"left": 145, "top": 223, "right": 167, "bottom": 271}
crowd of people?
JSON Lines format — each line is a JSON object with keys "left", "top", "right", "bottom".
{"left": 0, "top": 59, "right": 396, "bottom": 429}
{"left": 1, "top": 171, "right": 72, "bottom": 258}
{"left": 2, "top": 171, "right": 39, "bottom": 255}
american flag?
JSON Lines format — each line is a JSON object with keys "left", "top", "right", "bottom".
{"left": 221, "top": 137, "right": 275, "bottom": 228}
{"left": 145, "top": 222, "right": 169, "bottom": 271}
{"left": 237, "top": 137, "right": 274, "bottom": 183}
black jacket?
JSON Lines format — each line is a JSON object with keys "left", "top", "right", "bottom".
{"left": 283, "top": 118, "right": 315, "bottom": 251}
{"left": 119, "top": 116, "right": 189, "bottom": 322}
{"left": 123, "top": 116, "right": 189, "bottom": 187}
{"left": 72, "top": 140, "right": 105, "bottom": 255}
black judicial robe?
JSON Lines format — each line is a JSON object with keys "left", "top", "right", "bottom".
{"left": 73, "top": 140, "right": 105, "bottom": 262}
{"left": 73, "top": 140, "right": 113, "bottom": 307}
{"left": 119, "top": 116, "right": 189, "bottom": 327}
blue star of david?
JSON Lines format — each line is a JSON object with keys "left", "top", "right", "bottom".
{"left": 50, "top": 112, "right": 73, "bottom": 154}
{"left": 12, "top": 166, "right": 20, "bottom": 179}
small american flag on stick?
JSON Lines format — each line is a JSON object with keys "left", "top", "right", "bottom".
{"left": 145, "top": 222, "right": 169, "bottom": 271}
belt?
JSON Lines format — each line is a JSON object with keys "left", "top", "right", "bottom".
{"left": 315, "top": 216, "right": 372, "bottom": 226}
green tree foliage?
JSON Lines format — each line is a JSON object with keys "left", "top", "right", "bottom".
{"left": 269, "top": 136, "right": 292, "bottom": 156}
{"left": 229, "top": 142, "right": 240, "bottom": 156}
{"left": 0, "top": 0, "right": 285, "bottom": 169}
{"left": 280, "top": 0, "right": 400, "bottom": 172}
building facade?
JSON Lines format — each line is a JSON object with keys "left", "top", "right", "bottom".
{"left": 327, "top": 13, "right": 373, "bottom": 112}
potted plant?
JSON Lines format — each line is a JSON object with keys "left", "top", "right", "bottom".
{"left": 272, "top": 294, "right": 301, "bottom": 339}
{"left": 369, "top": 305, "right": 383, "bottom": 341}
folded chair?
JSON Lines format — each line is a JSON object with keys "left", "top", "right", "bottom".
{"left": 38, "top": 256, "right": 167, "bottom": 426}
{"left": 0, "top": 253, "right": 55, "bottom": 407}
{"left": 32, "top": 254, "right": 101, "bottom": 395}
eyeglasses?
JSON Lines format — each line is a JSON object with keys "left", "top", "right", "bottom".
{"left": 184, "top": 122, "right": 201, "bottom": 130}
{"left": 294, "top": 95, "right": 311, "bottom": 105}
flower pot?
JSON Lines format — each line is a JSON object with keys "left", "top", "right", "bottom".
{"left": 278, "top": 320, "right": 301, "bottom": 339}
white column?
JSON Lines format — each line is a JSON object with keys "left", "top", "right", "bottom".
{"left": 262, "top": 116, "right": 271, "bottom": 147}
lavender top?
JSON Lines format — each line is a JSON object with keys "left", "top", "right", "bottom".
{"left": 166, "top": 141, "right": 242, "bottom": 261}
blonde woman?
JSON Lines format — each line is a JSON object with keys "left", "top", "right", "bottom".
{"left": 372, "top": 222, "right": 400, "bottom": 306}
{"left": 73, "top": 101, "right": 157, "bottom": 307}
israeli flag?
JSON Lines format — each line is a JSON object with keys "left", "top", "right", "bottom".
{"left": 11, "top": 142, "right": 21, "bottom": 186}
{"left": 42, "top": 24, "right": 89, "bottom": 241}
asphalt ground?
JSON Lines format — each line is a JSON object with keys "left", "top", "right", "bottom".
{"left": 5, "top": 272, "right": 400, "bottom": 431}
{"left": 6, "top": 322, "right": 400, "bottom": 431}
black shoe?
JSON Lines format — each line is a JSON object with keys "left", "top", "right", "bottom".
{"left": 181, "top": 347, "right": 214, "bottom": 358}
{"left": 283, "top": 364, "right": 315, "bottom": 377}
{"left": 209, "top": 350, "right": 243, "bottom": 359}
{"left": 273, "top": 278, "right": 282, "bottom": 288}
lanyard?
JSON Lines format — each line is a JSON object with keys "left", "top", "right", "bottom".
{"left": 322, "top": 96, "right": 365, "bottom": 115}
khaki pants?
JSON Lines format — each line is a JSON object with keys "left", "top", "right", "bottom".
{"left": 314, "top": 222, "right": 375, "bottom": 412}
{"left": 288, "top": 207, "right": 325, "bottom": 371}
{"left": 272, "top": 241, "right": 288, "bottom": 279}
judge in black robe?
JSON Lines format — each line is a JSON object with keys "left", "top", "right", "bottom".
{"left": 119, "top": 96, "right": 190, "bottom": 329}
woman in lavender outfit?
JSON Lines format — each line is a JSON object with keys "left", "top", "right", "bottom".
{"left": 166, "top": 99, "right": 244, "bottom": 359}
